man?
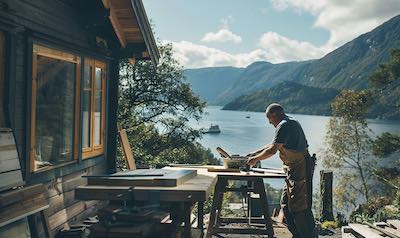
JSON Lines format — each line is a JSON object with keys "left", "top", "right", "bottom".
{"left": 247, "top": 103, "right": 316, "bottom": 238}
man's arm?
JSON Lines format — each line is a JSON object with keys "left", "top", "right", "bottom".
{"left": 246, "top": 144, "right": 271, "bottom": 157}
{"left": 246, "top": 143, "right": 283, "bottom": 166}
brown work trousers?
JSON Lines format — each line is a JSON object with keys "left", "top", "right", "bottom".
{"left": 279, "top": 148, "right": 316, "bottom": 238}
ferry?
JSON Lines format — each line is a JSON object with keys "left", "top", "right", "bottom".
{"left": 202, "top": 124, "right": 221, "bottom": 134}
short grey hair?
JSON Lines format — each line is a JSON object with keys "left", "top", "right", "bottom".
{"left": 265, "top": 103, "right": 284, "bottom": 115}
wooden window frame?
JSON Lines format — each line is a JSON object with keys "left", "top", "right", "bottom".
{"left": 30, "top": 44, "right": 81, "bottom": 172}
{"left": 82, "top": 58, "right": 106, "bottom": 159}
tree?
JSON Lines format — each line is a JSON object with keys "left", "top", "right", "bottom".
{"left": 324, "top": 90, "right": 374, "bottom": 210}
{"left": 117, "top": 42, "right": 217, "bottom": 168}
{"left": 369, "top": 48, "right": 400, "bottom": 203}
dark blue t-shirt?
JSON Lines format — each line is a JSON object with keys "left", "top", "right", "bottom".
{"left": 272, "top": 116, "right": 308, "bottom": 152}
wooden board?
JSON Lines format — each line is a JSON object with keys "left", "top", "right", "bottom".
{"left": 118, "top": 128, "right": 136, "bottom": 170}
{"left": 87, "top": 169, "right": 197, "bottom": 187}
{"left": 0, "top": 184, "right": 45, "bottom": 207}
{"left": 388, "top": 220, "right": 400, "bottom": 230}
{"left": 0, "top": 193, "right": 49, "bottom": 227}
{"left": 0, "top": 130, "right": 24, "bottom": 192}
{"left": 348, "top": 223, "right": 389, "bottom": 238}
{"left": 207, "top": 167, "right": 240, "bottom": 173}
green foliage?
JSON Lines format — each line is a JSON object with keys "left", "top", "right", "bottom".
{"left": 117, "top": 42, "right": 218, "bottom": 169}
{"left": 372, "top": 132, "right": 400, "bottom": 157}
{"left": 223, "top": 81, "right": 338, "bottom": 115}
{"left": 370, "top": 48, "right": 400, "bottom": 87}
{"left": 331, "top": 90, "right": 372, "bottom": 120}
{"left": 324, "top": 90, "right": 375, "bottom": 211}
{"left": 349, "top": 197, "right": 400, "bottom": 223}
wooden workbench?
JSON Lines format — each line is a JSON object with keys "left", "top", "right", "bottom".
{"left": 75, "top": 166, "right": 286, "bottom": 237}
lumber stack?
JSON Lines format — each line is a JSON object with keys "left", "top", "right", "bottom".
{"left": 88, "top": 205, "right": 169, "bottom": 238}
{"left": 342, "top": 220, "right": 400, "bottom": 238}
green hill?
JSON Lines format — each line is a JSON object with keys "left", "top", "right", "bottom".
{"left": 222, "top": 82, "right": 339, "bottom": 115}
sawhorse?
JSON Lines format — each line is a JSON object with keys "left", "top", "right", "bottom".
{"left": 206, "top": 174, "right": 276, "bottom": 238}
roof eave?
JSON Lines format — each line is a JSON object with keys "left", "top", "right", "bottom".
{"left": 130, "top": 0, "right": 160, "bottom": 66}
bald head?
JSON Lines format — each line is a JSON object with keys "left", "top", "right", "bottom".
{"left": 265, "top": 103, "right": 285, "bottom": 127}
{"left": 265, "top": 103, "right": 284, "bottom": 115}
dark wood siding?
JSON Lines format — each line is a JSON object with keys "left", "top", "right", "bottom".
{"left": 0, "top": 0, "right": 121, "bottom": 236}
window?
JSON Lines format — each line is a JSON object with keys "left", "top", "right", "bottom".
{"left": 0, "top": 32, "right": 5, "bottom": 127}
{"left": 31, "top": 44, "right": 81, "bottom": 171}
{"left": 82, "top": 58, "right": 106, "bottom": 158}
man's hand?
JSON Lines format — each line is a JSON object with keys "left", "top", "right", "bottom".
{"left": 246, "top": 156, "right": 259, "bottom": 166}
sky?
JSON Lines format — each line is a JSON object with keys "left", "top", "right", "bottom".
{"left": 143, "top": 0, "right": 400, "bottom": 69}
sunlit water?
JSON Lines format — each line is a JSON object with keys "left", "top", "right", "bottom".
{"left": 190, "top": 106, "right": 400, "bottom": 190}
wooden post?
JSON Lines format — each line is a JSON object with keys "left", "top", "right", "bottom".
{"left": 320, "top": 170, "right": 334, "bottom": 221}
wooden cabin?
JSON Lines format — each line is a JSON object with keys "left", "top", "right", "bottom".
{"left": 0, "top": 0, "right": 158, "bottom": 236}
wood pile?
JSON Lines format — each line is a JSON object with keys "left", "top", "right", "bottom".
{"left": 89, "top": 205, "right": 170, "bottom": 238}
{"left": 342, "top": 220, "right": 400, "bottom": 238}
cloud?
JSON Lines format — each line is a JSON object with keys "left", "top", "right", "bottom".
{"left": 201, "top": 28, "right": 242, "bottom": 43}
{"left": 270, "top": 0, "right": 400, "bottom": 50}
{"left": 170, "top": 31, "right": 325, "bottom": 69}
{"left": 258, "top": 32, "right": 325, "bottom": 62}
{"left": 201, "top": 16, "right": 242, "bottom": 43}
{"left": 170, "top": 41, "right": 258, "bottom": 68}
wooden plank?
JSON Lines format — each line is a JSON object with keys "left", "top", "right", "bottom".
{"left": 366, "top": 222, "right": 399, "bottom": 238}
{"left": 207, "top": 168, "right": 240, "bottom": 173}
{"left": 48, "top": 200, "right": 97, "bottom": 230}
{"left": 46, "top": 189, "right": 77, "bottom": 216}
{"left": 348, "top": 223, "right": 389, "bottom": 238}
{"left": 0, "top": 150, "right": 20, "bottom": 173}
{"left": 0, "top": 170, "right": 24, "bottom": 192}
{"left": 374, "top": 222, "right": 400, "bottom": 237}
{"left": 118, "top": 129, "right": 136, "bottom": 170}
{"left": 87, "top": 169, "right": 197, "bottom": 187}
{"left": 0, "top": 193, "right": 48, "bottom": 227}
{"left": 0, "top": 184, "right": 45, "bottom": 207}
{"left": 109, "top": 7, "right": 127, "bottom": 48}
{"left": 75, "top": 185, "right": 132, "bottom": 201}
{"left": 388, "top": 220, "right": 400, "bottom": 230}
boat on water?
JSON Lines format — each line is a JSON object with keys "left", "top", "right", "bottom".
{"left": 202, "top": 124, "right": 221, "bottom": 134}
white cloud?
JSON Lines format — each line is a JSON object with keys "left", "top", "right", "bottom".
{"left": 170, "top": 32, "right": 325, "bottom": 69}
{"left": 170, "top": 41, "right": 259, "bottom": 68}
{"left": 201, "top": 16, "right": 242, "bottom": 43}
{"left": 258, "top": 32, "right": 325, "bottom": 62}
{"left": 201, "top": 28, "right": 242, "bottom": 43}
{"left": 270, "top": 0, "right": 400, "bottom": 50}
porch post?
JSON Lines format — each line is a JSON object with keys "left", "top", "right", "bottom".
{"left": 106, "top": 58, "right": 119, "bottom": 174}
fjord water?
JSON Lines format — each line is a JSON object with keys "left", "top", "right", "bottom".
{"left": 192, "top": 106, "right": 400, "bottom": 189}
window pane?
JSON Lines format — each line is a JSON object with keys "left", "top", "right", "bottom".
{"left": 94, "top": 91, "right": 102, "bottom": 146}
{"left": 82, "top": 90, "right": 91, "bottom": 148}
{"left": 34, "top": 55, "right": 76, "bottom": 168}
{"left": 95, "top": 67, "right": 102, "bottom": 90}
{"left": 84, "top": 65, "right": 92, "bottom": 89}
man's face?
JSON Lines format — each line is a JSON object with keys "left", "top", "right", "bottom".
{"left": 266, "top": 112, "right": 280, "bottom": 128}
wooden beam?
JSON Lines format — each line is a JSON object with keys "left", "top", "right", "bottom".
{"left": 109, "top": 8, "right": 127, "bottom": 48}
{"left": 102, "top": 0, "right": 127, "bottom": 48}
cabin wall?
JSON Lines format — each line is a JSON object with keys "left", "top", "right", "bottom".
{"left": 0, "top": 0, "right": 120, "bottom": 236}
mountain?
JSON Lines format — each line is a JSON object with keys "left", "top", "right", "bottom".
{"left": 185, "top": 66, "right": 243, "bottom": 105}
{"left": 185, "top": 14, "right": 400, "bottom": 108}
{"left": 223, "top": 81, "right": 339, "bottom": 116}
